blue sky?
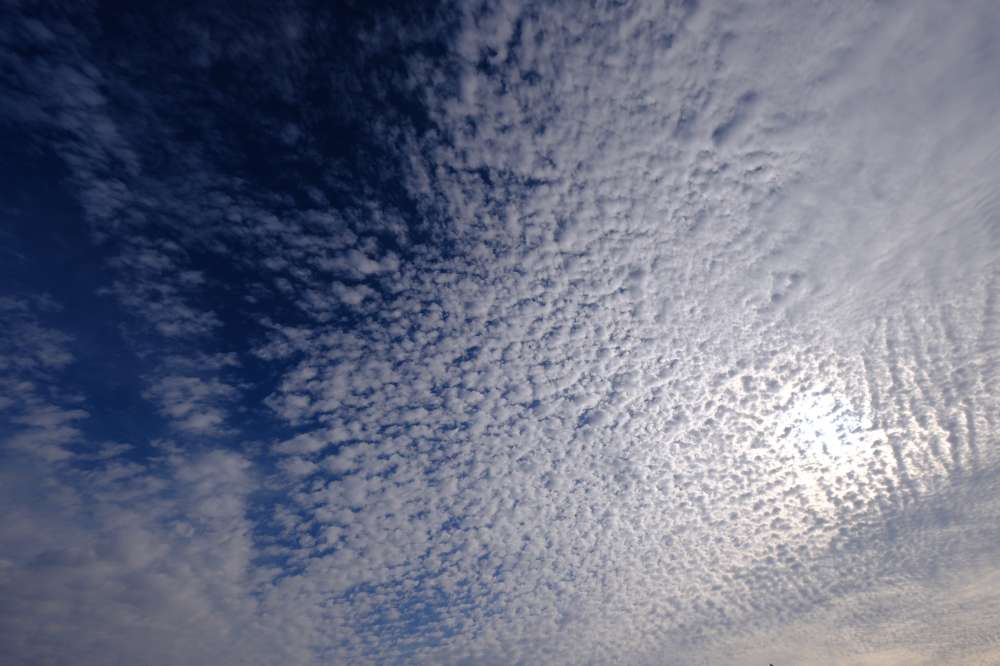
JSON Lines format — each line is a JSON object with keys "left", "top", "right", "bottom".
{"left": 2, "top": 1, "right": 1000, "bottom": 664}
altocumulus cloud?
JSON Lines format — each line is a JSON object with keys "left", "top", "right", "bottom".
{"left": 2, "top": 1, "right": 1000, "bottom": 664}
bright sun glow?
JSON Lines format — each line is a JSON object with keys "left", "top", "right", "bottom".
{"left": 771, "top": 387, "right": 885, "bottom": 490}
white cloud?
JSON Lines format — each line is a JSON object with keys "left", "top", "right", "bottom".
{"left": 3, "top": 1, "right": 1000, "bottom": 664}
{"left": 143, "top": 375, "right": 238, "bottom": 435}
{"left": 0, "top": 449, "right": 296, "bottom": 666}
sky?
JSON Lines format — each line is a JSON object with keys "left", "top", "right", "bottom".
{"left": 1, "top": 1, "right": 999, "bottom": 664}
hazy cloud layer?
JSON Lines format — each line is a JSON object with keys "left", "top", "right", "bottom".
{"left": 2, "top": 1, "right": 999, "bottom": 664}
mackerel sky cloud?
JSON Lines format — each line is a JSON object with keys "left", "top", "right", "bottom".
{"left": 2, "top": 1, "right": 999, "bottom": 664}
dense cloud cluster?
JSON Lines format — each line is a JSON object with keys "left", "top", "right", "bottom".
{"left": 2, "top": 1, "right": 999, "bottom": 664}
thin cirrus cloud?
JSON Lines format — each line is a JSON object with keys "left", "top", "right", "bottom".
{"left": 1, "top": 1, "right": 999, "bottom": 665}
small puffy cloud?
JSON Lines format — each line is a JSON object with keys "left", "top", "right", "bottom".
{"left": 143, "top": 375, "right": 237, "bottom": 435}
{"left": 331, "top": 281, "right": 377, "bottom": 307}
